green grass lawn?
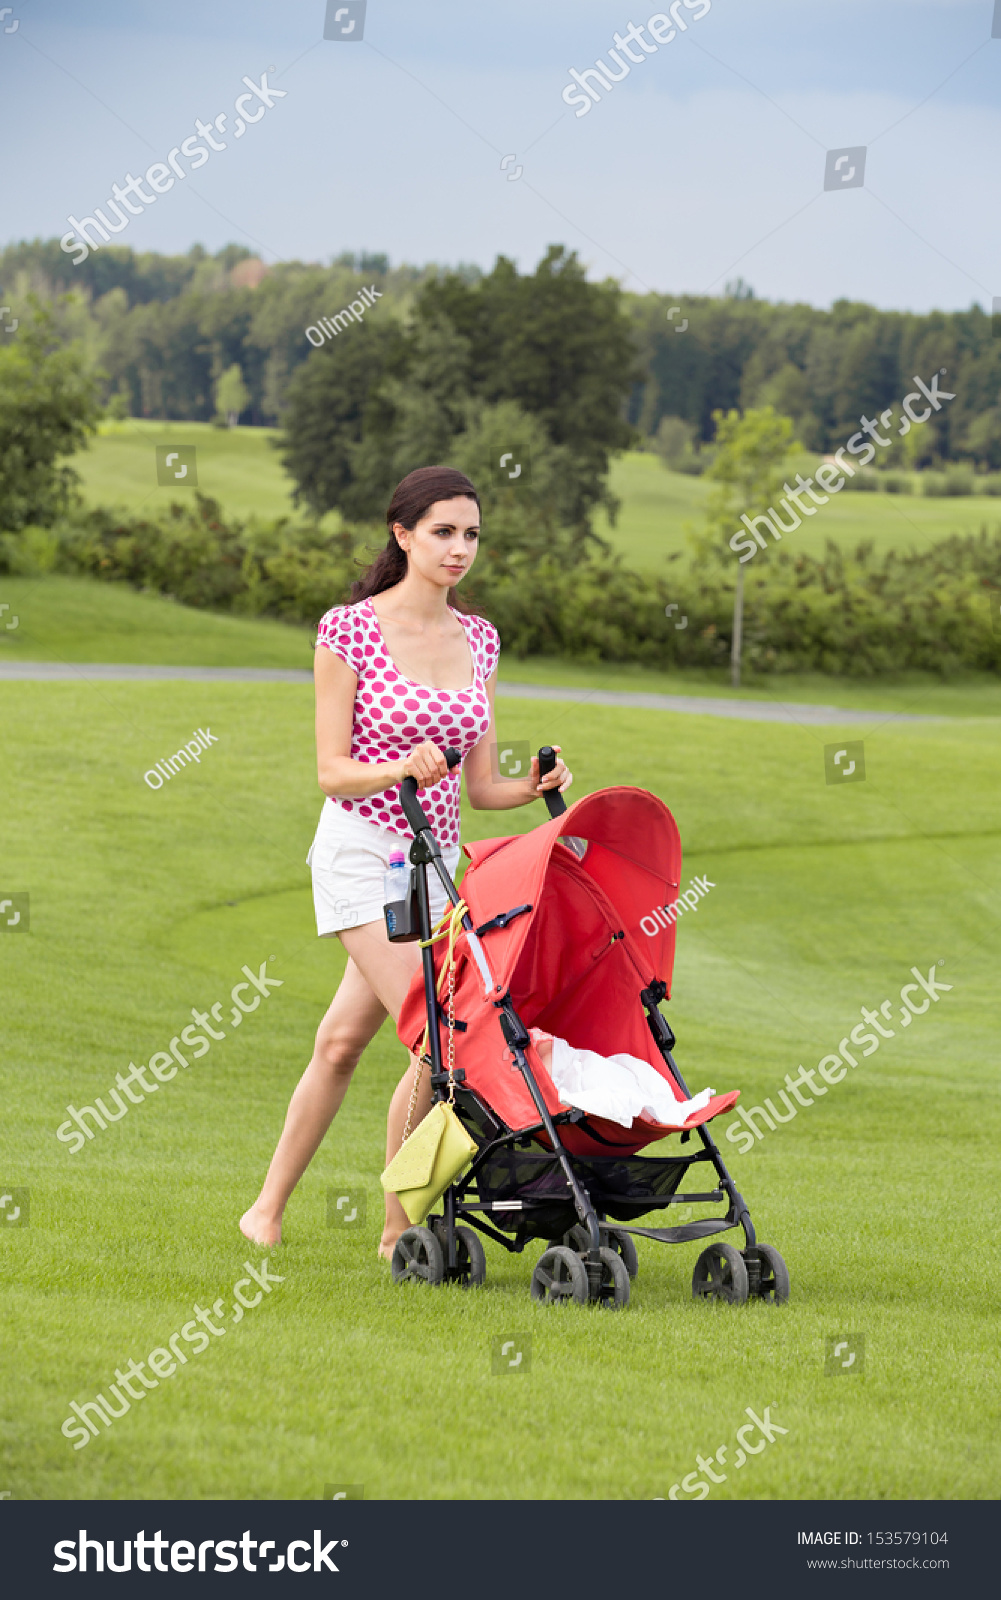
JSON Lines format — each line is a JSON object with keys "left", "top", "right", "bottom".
{"left": 597, "top": 452, "right": 1001, "bottom": 570}
{"left": 2, "top": 652, "right": 999, "bottom": 1498}
{"left": 74, "top": 426, "right": 1001, "bottom": 572}
{"left": 76, "top": 420, "right": 299, "bottom": 522}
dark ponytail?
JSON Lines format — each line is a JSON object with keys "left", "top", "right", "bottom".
{"left": 350, "top": 465, "right": 481, "bottom": 610}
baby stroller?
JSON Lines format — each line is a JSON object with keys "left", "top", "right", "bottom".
{"left": 386, "top": 748, "right": 789, "bottom": 1310}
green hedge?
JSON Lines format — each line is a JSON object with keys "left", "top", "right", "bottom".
{"left": 3, "top": 494, "right": 1000, "bottom": 677}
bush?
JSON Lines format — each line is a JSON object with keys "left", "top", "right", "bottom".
{"left": 880, "top": 472, "right": 913, "bottom": 495}
{"left": 4, "top": 500, "right": 1001, "bottom": 678}
{"left": 842, "top": 470, "right": 878, "bottom": 492}
{"left": 924, "top": 468, "right": 974, "bottom": 497}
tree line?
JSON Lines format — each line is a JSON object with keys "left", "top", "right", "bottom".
{"left": 3, "top": 238, "right": 1000, "bottom": 479}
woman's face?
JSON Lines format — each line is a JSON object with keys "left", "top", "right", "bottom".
{"left": 394, "top": 496, "right": 480, "bottom": 589}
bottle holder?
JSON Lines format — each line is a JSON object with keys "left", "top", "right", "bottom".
{"left": 384, "top": 868, "right": 420, "bottom": 943}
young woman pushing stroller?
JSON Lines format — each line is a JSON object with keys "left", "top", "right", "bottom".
{"left": 240, "top": 465, "right": 572, "bottom": 1259}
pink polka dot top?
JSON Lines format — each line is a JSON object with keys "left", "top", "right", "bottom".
{"left": 315, "top": 597, "right": 500, "bottom": 848}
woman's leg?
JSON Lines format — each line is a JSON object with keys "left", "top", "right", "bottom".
{"left": 336, "top": 919, "right": 433, "bottom": 1258}
{"left": 239, "top": 956, "right": 388, "bottom": 1247}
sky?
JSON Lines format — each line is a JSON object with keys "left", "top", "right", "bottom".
{"left": 1, "top": 0, "right": 999, "bottom": 311}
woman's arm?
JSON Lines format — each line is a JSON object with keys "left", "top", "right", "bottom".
{"left": 314, "top": 647, "right": 448, "bottom": 798}
{"left": 463, "top": 672, "right": 572, "bottom": 812}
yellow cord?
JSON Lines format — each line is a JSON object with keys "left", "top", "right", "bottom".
{"left": 419, "top": 899, "right": 469, "bottom": 998}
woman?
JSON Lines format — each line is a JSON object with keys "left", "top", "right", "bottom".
{"left": 240, "top": 465, "right": 572, "bottom": 1258}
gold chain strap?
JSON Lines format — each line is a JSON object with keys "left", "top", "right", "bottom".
{"left": 446, "top": 957, "right": 456, "bottom": 1105}
{"left": 402, "top": 1038, "right": 432, "bottom": 1142}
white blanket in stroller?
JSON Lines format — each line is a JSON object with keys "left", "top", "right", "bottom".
{"left": 530, "top": 1029, "right": 713, "bottom": 1130}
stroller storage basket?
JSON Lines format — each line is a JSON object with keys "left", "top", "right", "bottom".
{"left": 474, "top": 1148, "right": 693, "bottom": 1237}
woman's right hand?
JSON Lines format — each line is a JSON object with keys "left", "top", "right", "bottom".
{"left": 400, "top": 741, "right": 450, "bottom": 792}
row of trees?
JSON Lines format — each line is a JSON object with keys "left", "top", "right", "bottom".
{"left": 4, "top": 238, "right": 1001, "bottom": 467}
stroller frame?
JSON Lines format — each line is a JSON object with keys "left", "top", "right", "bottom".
{"left": 390, "top": 750, "right": 787, "bottom": 1309}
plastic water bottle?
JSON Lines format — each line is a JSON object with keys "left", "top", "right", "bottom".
{"left": 384, "top": 848, "right": 409, "bottom": 907}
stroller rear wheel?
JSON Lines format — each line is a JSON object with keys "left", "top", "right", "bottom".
{"left": 531, "top": 1245, "right": 589, "bottom": 1306}
{"left": 592, "top": 1246, "right": 630, "bottom": 1309}
{"left": 554, "top": 1223, "right": 640, "bottom": 1281}
{"left": 391, "top": 1225, "right": 445, "bottom": 1288}
{"left": 602, "top": 1228, "right": 639, "bottom": 1280}
{"left": 429, "top": 1218, "right": 487, "bottom": 1288}
{"left": 747, "top": 1243, "right": 789, "bottom": 1304}
{"left": 692, "top": 1241, "right": 749, "bottom": 1305}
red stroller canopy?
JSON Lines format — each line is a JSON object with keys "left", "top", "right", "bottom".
{"left": 399, "top": 788, "right": 738, "bottom": 1153}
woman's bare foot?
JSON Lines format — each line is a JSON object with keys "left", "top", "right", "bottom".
{"left": 240, "top": 1204, "right": 282, "bottom": 1247}
{"left": 378, "top": 1225, "right": 404, "bottom": 1262}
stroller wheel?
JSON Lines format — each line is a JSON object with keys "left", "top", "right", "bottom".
{"left": 531, "top": 1245, "right": 589, "bottom": 1306}
{"left": 603, "top": 1228, "right": 639, "bottom": 1281}
{"left": 593, "top": 1246, "right": 630, "bottom": 1310}
{"left": 563, "top": 1223, "right": 639, "bottom": 1283}
{"left": 749, "top": 1244, "right": 790, "bottom": 1304}
{"left": 692, "top": 1242, "right": 749, "bottom": 1305}
{"left": 454, "top": 1226, "right": 487, "bottom": 1288}
{"left": 430, "top": 1218, "right": 487, "bottom": 1288}
{"left": 391, "top": 1225, "right": 445, "bottom": 1288}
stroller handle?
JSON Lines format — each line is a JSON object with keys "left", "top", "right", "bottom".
{"left": 538, "top": 746, "right": 568, "bottom": 819}
{"left": 399, "top": 746, "right": 462, "bottom": 835}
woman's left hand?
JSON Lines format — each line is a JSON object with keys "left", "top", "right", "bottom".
{"left": 530, "top": 746, "right": 573, "bottom": 799}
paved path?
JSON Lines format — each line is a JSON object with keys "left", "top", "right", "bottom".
{"left": 0, "top": 661, "right": 938, "bottom": 723}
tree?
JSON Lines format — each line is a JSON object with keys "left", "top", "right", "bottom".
{"left": 345, "top": 314, "right": 474, "bottom": 515}
{"left": 0, "top": 299, "right": 102, "bottom": 531}
{"left": 278, "top": 318, "right": 408, "bottom": 519}
{"left": 417, "top": 246, "right": 638, "bottom": 536}
{"left": 214, "top": 362, "right": 250, "bottom": 427}
{"left": 697, "top": 406, "right": 800, "bottom": 687}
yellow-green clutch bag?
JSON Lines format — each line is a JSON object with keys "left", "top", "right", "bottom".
{"left": 380, "top": 1100, "right": 478, "bottom": 1225}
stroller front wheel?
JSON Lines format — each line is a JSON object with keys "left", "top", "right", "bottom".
{"left": 531, "top": 1245, "right": 589, "bottom": 1306}
{"left": 391, "top": 1225, "right": 445, "bottom": 1288}
{"left": 692, "top": 1241, "right": 749, "bottom": 1305}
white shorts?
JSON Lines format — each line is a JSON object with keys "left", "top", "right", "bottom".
{"left": 307, "top": 802, "right": 462, "bottom": 937}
